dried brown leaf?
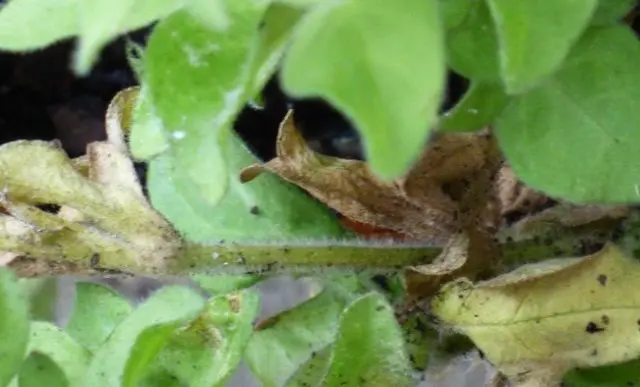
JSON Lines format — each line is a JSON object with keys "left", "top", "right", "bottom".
{"left": 498, "top": 165, "right": 550, "bottom": 220}
{"left": 406, "top": 227, "right": 501, "bottom": 298}
{"left": 240, "top": 111, "right": 501, "bottom": 245}
{"left": 507, "top": 202, "right": 629, "bottom": 242}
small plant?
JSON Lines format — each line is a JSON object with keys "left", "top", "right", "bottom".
{"left": 0, "top": 0, "right": 639, "bottom": 386}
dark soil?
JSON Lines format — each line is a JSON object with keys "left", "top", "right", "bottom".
{"left": 0, "top": 29, "right": 471, "bottom": 168}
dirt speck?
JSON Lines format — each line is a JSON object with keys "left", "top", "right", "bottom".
{"left": 597, "top": 274, "right": 607, "bottom": 286}
{"left": 585, "top": 321, "right": 605, "bottom": 334}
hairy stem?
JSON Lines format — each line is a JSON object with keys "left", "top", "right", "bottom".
{"left": 6, "top": 211, "right": 635, "bottom": 278}
{"left": 169, "top": 242, "right": 443, "bottom": 275}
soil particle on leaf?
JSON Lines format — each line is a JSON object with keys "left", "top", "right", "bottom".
{"left": 585, "top": 321, "right": 605, "bottom": 334}
{"left": 249, "top": 205, "right": 261, "bottom": 215}
{"left": 597, "top": 274, "right": 608, "bottom": 286}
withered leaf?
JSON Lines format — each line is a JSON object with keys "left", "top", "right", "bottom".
{"left": 0, "top": 87, "right": 179, "bottom": 275}
{"left": 240, "top": 111, "right": 501, "bottom": 244}
{"left": 406, "top": 227, "right": 500, "bottom": 299}
{"left": 498, "top": 165, "right": 550, "bottom": 222}
{"left": 504, "top": 202, "right": 629, "bottom": 244}
{"left": 432, "top": 243, "right": 640, "bottom": 386}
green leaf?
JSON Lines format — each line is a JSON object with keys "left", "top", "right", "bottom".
{"left": 74, "top": 0, "right": 136, "bottom": 74}
{"left": 282, "top": 0, "right": 446, "bottom": 179}
{"left": 129, "top": 86, "right": 170, "bottom": 160}
{"left": 144, "top": 4, "right": 267, "bottom": 208}
{"left": 563, "top": 358, "right": 640, "bottom": 386}
{"left": 251, "top": 3, "right": 305, "bottom": 96}
{"left": 26, "top": 321, "right": 91, "bottom": 387}
{"left": 19, "top": 278, "right": 58, "bottom": 321}
{"left": 18, "top": 353, "right": 67, "bottom": 387}
{"left": 0, "top": 268, "right": 29, "bottom": 386}
{"left": 192, "top": 274, "right": 263, "bottom": 294}
{"left": 438, "top": 0, "right": 471, "bottom": 30}
{"left": 445, "top": 0, "right": 501, "bottom": 81}
{"left": 485, "top": 0, "right": 597, "bottom": 93}
{"left": 284, "top": 346, "right": 332, "bottom": 387}
{"left": 66, "top": 282, "right": 133, "bottom": 354}
{"left": 0, "top": 0, "right": 77, "bottom": 51}
{"left": 590, "top": 0, "right": 636, "bottom": 25}
{"left": 185, "top": 0, "right": 229, "bottom": 31}
{"left": 245, "top": 289, "right": 348, "bottom": 387}
{"left": 322, "top": 293, "right": 414, "bottom": 387}
{"left": 143, "top": 290, "right": 260, "bottom": 386}
{"left": 147, "top": 131, "right": 348, "bottom": 242}
{"left": 439, "top": 81, "right": 509, "bottom": 132}
{"left": 0, "top": 0, "right": 181, "bottom": 73}
{"left": 495, "top": 26, "right": 640, "bottom": 203}
{"left": 125, "top": 39, "right": 146, "bottom": 80}
{"left": 401, "top": 313, "right": 437, "bottom": 372}
{"left": 273, "top": 0, "right": 323, "bottom": 7}
{"left": 85, "top": 286, "right": 206, "bottom": 387}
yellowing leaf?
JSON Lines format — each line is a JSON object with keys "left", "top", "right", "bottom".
{"left": 432, "top": 243, "right": 640, "bottom": 385}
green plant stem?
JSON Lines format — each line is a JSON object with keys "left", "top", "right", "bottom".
{"left": 167, "top": 222, "right": 619, "bottom": 276}
{"left": 5, "top": 213, "right": 635, "bottom": 278}
{"left": 169, "top": 242, "right": 443, "bottom": 275}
